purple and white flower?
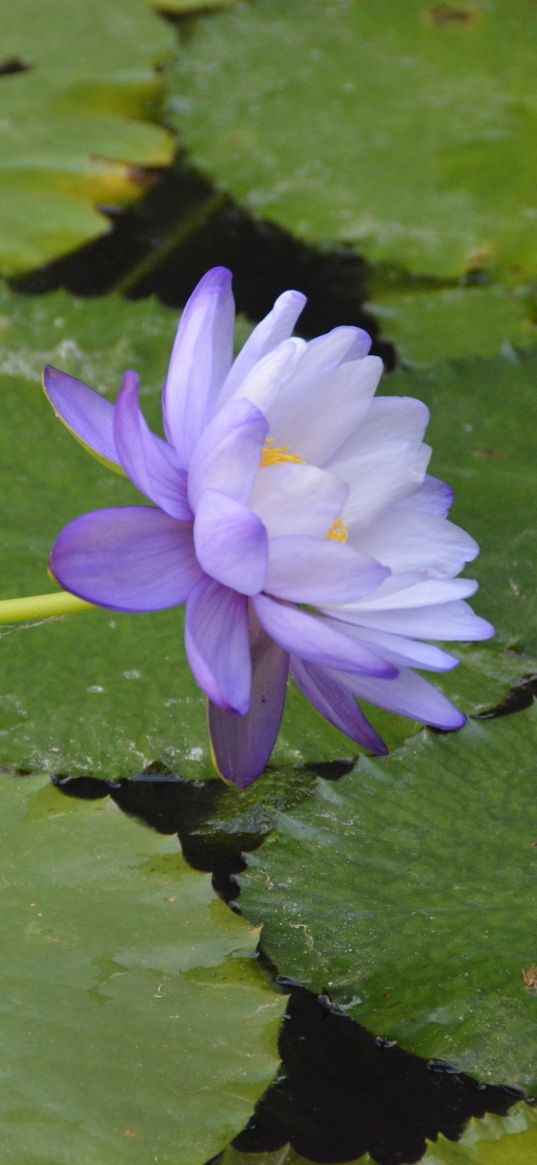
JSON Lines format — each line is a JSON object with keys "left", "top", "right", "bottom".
{"left": 44, "top": 267, "right": 493, "bottom": 786}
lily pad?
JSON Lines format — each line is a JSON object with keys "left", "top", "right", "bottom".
{"left": 423, "top": 1105, "right": 537, "bottom": 1164}
{"left": 367, "top": 284, "right": 537, "bottom": 368}
{"left": 0, "top": 773, "right": 285, "bottom": 1164}
{"left": 171, "top": 0, "right": 537, "bottom": 279}
{"left": 240, "top": 706, "right": 537, "bottom": 1089}
{"left": 0, "top": 0, "right": 175, "bottom": 276}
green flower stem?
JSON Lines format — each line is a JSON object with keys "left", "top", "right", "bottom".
{"left": 0, "top": 591, "right": 94, "bottom": 624}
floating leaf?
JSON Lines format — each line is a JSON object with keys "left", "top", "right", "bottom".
{"left": 171, "top": 0, "right": 537, "bottom": 279}
{"left": 240, "top": 707, "right": 537, "bottom": 1089}
{"left": 0, "top": 0, "right": 176, "bottom": 276}
{"left": 367, "top": 284, "right": 537, "bottom": 368}
{"left": 422, "top": 1105, "right": 537, "bottom": 1164}
{"left": 0, "top": 773, "right": 285, "bottom": 1164}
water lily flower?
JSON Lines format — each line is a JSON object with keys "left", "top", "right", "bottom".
{"left": 43, "top": 268, "right": 493, "bottom": 786}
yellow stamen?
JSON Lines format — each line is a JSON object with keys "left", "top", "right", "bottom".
{"left": 326, "top": 517, "right": 349, "bottom": 544}
{"left": 260, "top": 436, "right": 305, "bottom": 469}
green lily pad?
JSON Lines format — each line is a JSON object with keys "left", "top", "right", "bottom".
{"left": 367, "top": 285, "right": 537, "bottom": 368}
{"left": 0, "top": 0, "right": 175, "bottom": 276}
{"left": 171, "top": 0, "right": 537, "bottom": 280}
{"left": 240, "top": 706, "right": 537, "bottom": 1089}
{"left": 423, "top": 1106, "right": 537, "bottom": 1164}
{"left": 0, "top": 773, "right": 285, "bottom": 1164}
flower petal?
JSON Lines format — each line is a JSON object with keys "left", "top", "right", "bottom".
{"left": 253, "top": 594, "right": 397, "bottom": 678}
{"left": 50, "top": 507, "right": 202, "bottom": 612}
{"left": 342, "top": 574, "right": 479, "bottom": 611}
{"left": 322, "top": 620, "right": 459, "bottom": 672}
{"left": 163, "top": 267, "right": 235, "bottom": 466}
{"left": 249, "top": 462, "right": 348, "bottom": 538}
{"left": 187, "top": 396, "right": 268, "bottom": 510}
{"left": 229, "top": 337, "right": 306, "bottom": 415}
{"left": 209, "top": 610, "right": 290, "bottom": 786}
{"left": 113, "top": 371, "right": 191, "bottom": 519}
{"left": 266, "top": 535, "right": 388, "bottom": 605}
{"left": 339, "top": 668, "right": 467, "bottom": 730}
{"left": 194, "top": 489, "right": 268, "bottom": 596}
{"left": 346, "top": 599, "right": 495, "bottom": 641}
{"left": 185, "top": 577, "right": 250, "bottom": 713}
{"left": 218, "top": 289, "right": 307, "bottom": 406}
{"left": 266, "top": 355, "right": 383, "bottom": 466}
{"left": 395, "top": 475, "right": 454, "bottom": 518}
{"left": 43, "top": 365, "right": 121, "bottom": 473}
{"left": 355, "top": 511, "right": 479, "bottom": 577}
{"left": 291, "top": 656, "right": 387, "bottom": 754}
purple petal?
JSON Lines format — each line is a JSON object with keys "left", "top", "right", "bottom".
{"left": 185, "top": 577, "right": 250, "bottom": 713}
{"left": 194, "top": 489, "right": 268, "bottom": 596}
{"left": 266, "top": 535, "right": 388, "bottom": 605}
{"left": 113, "top": 371, "right": 191, "bottom": 519}
{"left": 340, "top": 668, "right": 467, "bottom": 730}
{"left": 324, "top": 622, "right": 459, "bottom": 672}
{"left": 218, "top": 289, "right": 307, "bottom": 406}
{"left": 209, "top": 610, "right": 290, "bottom": 786}
{"left": 187, "top": 396, "right": 268, "bottom": 510}
{"left": 163, "top": 268, "right": 235, "bottom": 466}
{"left": 43, "top": 365, "right": 120, "bottom": 471}
{"left": 50, "top": 507, "right": 202, "bottom": 612}
{"left": 253, "top": 594, "right": 397, "bottom": 678}
{"left": 291, "top": 656, "right": 387, "bottom": 754}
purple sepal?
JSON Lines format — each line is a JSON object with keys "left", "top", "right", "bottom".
{"left": 113, "top": 370, "right": 191, "bottom": 520}
{"left": 291, "top": 656, "right": 387, "bottom": 755}
{"left": 163, "top": 268, "right": 234, "bottom": 466}
{"left": 209, "top": 610, "right": 290, "bottom": 786}
{"left": 194, "top": 489, "right": 268, "bottom": 596}
{"left": 253, "top": 594, "right": 398, "bottom": 678}
{"left": 50, "top": 506, "right": 202, "bottom": 612}
{"left": 43, "top": 365, "right": 120, "bottom": 469}
{"left": 185, "top": 577, "right": 251, "bottom": 714}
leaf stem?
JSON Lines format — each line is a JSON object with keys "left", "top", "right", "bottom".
{"left": 0, "top": 591, "right": 94, "bottom": 624}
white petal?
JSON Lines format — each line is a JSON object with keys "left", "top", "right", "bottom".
{"left": 394, "top": 475, "right": 454, "bottom": 518}
{"left": 342, "top": 441, "right": 432, "bottom": 534}
{"left": 354, "top": 511, "right": 479, "bottom": 576}
{"left": 249, "top": 462, "right": 348, "bottom": 538}
{"left": 223, "top": 337, "right": 305, "bottom": 415}
{"left": 266, "top": 356, "right": 383, "bottom": 465}
{"left": 218, "top": 289, "right": 307, "bottom": 405}
{"left": 341, "top": 599, "right": 494, "bottom": 641}
{"left": 342, "top": 575, "right": 479, "bottom": 611}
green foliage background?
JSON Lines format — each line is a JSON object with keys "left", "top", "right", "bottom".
{"left": 1, "top": 1, "right": 536, "bottom": 1162}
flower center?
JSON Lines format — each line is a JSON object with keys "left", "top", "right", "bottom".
{"left": 260, "top": 437, "right": 305, "bottom": 469}
{"left": 326, "top": 517, "right": 349, "bottom": 544}
{"left": 260, "top": 437, "right": 349, "bottom": 543}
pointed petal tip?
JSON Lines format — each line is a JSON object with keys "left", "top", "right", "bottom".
{"left": 200, "top": 266, "right": 233, "bottom": 290}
